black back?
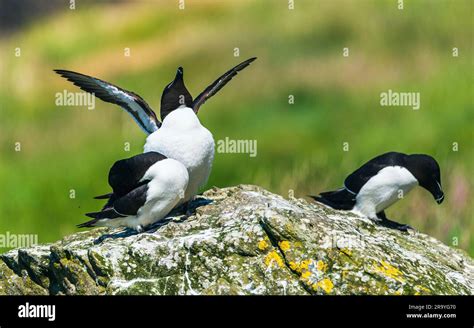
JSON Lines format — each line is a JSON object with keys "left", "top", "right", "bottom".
{"left": 344, "top": 152, "right": 407, "bottom": 194}
{"left": 108, "top": 152, "right": 167, "bottom": 196}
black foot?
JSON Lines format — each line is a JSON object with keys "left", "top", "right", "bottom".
{"left": 379, "top": 219, "right": 413, "bottom": 232}
{"left": 376, "top": 211, "right": 413, "bottom": 232}
{"left": 173, "top": 201, "right": 190, "bottom": 213}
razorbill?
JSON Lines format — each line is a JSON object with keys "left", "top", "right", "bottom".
{"left": 311, "top": 152, "right": 444, "bottom": 231}
{"left": 79, "top": 152, "right": 189, "bottom": 231}
{"left": 55, "top": 57, "right": 256, "bottom": 202}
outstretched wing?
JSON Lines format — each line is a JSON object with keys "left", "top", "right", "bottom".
{"left": 54, "top": 69, "right": 160, "bottom": 134}
{"left": 192, "top": 57, "right": 257, "bottom": 113}
{"left": 344, "top": 152, "right": 407, "bottom": 194}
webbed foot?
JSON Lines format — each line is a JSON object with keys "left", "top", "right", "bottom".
{"left": 376, "top": 211, "right": 414, "bottom": 232}
{"left": 379, "top": 220, "right": 413, "bottom": 232}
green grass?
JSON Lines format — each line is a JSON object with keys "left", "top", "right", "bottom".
{"left": 0, "top": 0, "right": 472, "bottom": 254}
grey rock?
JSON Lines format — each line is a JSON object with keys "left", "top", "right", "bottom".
{"left": 1, "top": 185, "right": 472, "bottom": 295}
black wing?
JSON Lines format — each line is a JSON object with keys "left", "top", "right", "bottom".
{"left": 310, "top": 188, "right": 356, "bottom": 210}
{"left": 344, "top": 152, "right": 407, "bottom": 194}
{"left": 108, "top": 152, "right": 167, "bottom": 196}
{"left": 113, "top": 184, "right": 149, "bottom": 215}
{"left": 82, "top": 152, "right": 166, "bottom": 226}
{"left": 83, "top": 183, "right": 149, "bottom": 225}
{"left": 192, "top": 57, "right": 257, "bottom": 113}
{"left": 54, "top": 69, "right": 160, "bottom": 134}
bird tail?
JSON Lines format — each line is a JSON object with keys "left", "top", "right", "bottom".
{"left": 309, "top": 188, "right": 356, "bottom": 210}
{"left": 78, "top": 208, "right": 123, "bottom": 228}
{"left": 94, "top": 193, "right": 113, "bottom": 199}
{"left": 77, "top": 218, "right": 100, "bottom": 228}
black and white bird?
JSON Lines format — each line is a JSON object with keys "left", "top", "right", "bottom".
{"left": 55, "top": 57, "right": 256, "bottom": 206}
{"left": 79, "top": 152, "right": 188, "bottom": 231}
{"left": 311, "top": 152, "right": 444, "bottom": 231}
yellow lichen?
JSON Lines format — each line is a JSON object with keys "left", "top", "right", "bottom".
{"left": 314, "top": 278, "right": 334, "bottom": 294}
{"left": 289, "top": 261, "right": 299, "bottom": 271}
{"left": 288, "top": 259, "right": 315, "bottom": 274}
{"left": 414, "top": 285, "right": 431, "bottom": 295}
{"left": 278, "top": 240, "right": 291, "bottom": 252}
{"left": 316, "top": 260, "right": 328, "bottom": 272}
{"left": 301, "top": 271, "right": 312, "bottom": 280}
{"left": 300, "top": 260, "right": 312, "bottom": 271}
{"left": 257, "top": 239, "right": 269, "bottom": 251}
{"left": 394, "top": 288, "right": 403, "bottom": 295}
{"left": 373, "top": 260, "right": 405, "bottom": 283}
{"left": 339, "top": 248, "right": 352, "bottom": 256}
{"left": 264, "top": 251, "right": 284, "bottom": 268}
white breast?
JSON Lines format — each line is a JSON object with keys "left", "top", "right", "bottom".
{"left": 353, "top": 166, "right": 418, "bottom": 220}
{"left": 136, "top": 158, "right": 189, "bottom": 227}
{"left": 101, "top": 158, "right": 189, "bottom": 230}
{"left": 143, "top": 107, "right": 215, "bottom": 203}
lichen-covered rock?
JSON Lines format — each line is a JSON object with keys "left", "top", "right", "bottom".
{"left": 1, "top": 185, "right": 472, "bottom": 295}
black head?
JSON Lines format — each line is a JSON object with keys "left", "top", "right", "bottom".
{"left": 160, "top": 67, "right": 193, "bottom": 121}
{"left": 405, "top": 154, "right": 444, "bottom": 204}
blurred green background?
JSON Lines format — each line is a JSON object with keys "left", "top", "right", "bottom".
{"left": 0, "top": 0, "right": 472, "bottom": 254}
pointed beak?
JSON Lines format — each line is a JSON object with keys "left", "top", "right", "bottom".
{"left": 434, "top": 181, "right": 444, "bottom": 204}
{"left": 165, "top": 67, "right": 184, "bottom": 90}
{"left": 435, "top": 193, "right": 444, "bottom": 204}
{"left": 174, "top": 67, "right": 184, "bottom": 82}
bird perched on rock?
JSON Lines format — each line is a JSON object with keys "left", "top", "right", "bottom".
{"left": 79, "top": 152, "right": 188, "bottom": 232}
{"left": 55, "top": 57, "right": 256, "bottom": 204}
{"left": 55, "top": 58, "right": 257, "bottom": 230}
{"left": 310, "top": 152, "right": 444, "bottom": 231}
